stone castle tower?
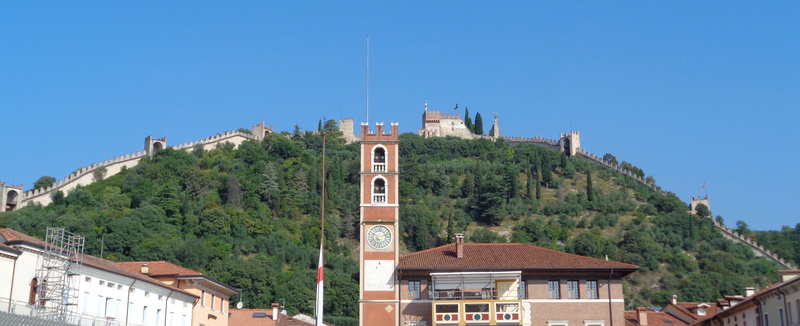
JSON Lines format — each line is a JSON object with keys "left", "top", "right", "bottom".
{"left": 144, "top": 135, "right": 167, "bottom": 157}
{"left": 359, "top": 122, "right": 400, "bottom": 326}
{"left": 690, "top": 195, "right": 711, "bottom": 215}
{"left": 559, "top": 131, "right": 581, "bottom": 156}
{"left": 0, "top": 182, "right": 23, "bottom": 212}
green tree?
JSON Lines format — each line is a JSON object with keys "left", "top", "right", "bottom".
{"left": 586, "top": 171, "right": 594, "bottom": 202}
{"left": 603, "top": 153, "right": 618, "bottom": 165}
{"left": 474, "top": 112, "right": 484, "bottom": 135}
{"left": 33, "top": 176, "right": 56, "bottom": 191}
{"left": 470, "top": 228, "right": 507, "bottom": 243}
{"left": 465, "top": 107, "right": 473, "bottom": 132}
{"left": 736, "top": 220, "right": 751, "bottom": 238}
{"left": 695, "top": 203, "right": 710, "bottom": 218}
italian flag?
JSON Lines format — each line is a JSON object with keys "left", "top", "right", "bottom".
{"left": 315, "top": 241, "right": 324, "bottom": 326}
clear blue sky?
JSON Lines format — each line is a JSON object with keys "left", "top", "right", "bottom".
{"left": 1, "top": 2, "right": 798, "bottom": 231}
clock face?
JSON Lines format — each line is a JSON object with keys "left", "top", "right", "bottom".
{"left": 367, "top": 225, "right": 392, "bottom": 250}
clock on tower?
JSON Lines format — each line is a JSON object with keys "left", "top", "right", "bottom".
{"left": 359, "top": 122, "right": 400, "bottom": 326}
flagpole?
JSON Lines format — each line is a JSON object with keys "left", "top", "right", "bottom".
{"left": 315, "top": 125, "right": 327, "bottom": 326}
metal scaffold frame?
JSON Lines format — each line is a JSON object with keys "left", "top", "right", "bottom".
{"left": 34, "top": 227, "right": 84, "bottom": 323}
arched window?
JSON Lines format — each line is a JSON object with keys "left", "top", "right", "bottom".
{"left": 372, "top": 177, "right": 387, "bottom": 204}
{"left": 5, "top": 190, "right": 18, "bottom": 211}
{"left": 372, "top": 146, "right": 387, "bottom": 172}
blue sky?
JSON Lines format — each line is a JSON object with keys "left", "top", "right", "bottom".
{"left": 1, "top": 2, "right": 798, "bottom": 231}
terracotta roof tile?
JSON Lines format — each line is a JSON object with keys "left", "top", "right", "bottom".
{"left": 400, "top": 243, "right": 639, "bottom": 271}
{"left": 228, "top": 309, "right": 326, "bottom": 326}
{"left": 116, "top": 261, "right": 239, "bottom": 294}
{"left": 625, "top": 309, "right": 690, "bottom": 326}
{"left": 116, "top": 261, "right": 202, "bottom": 277}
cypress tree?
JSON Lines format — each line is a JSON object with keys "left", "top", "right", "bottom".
{"left": 525, "top": 169, "right": 532, "bottom": 199}
{"left": 474, "top": 112, "right": 484, "bottom": 135}
{"left": 465, "top": 107, "right": 473, "bottom": 132}
{"left": 586, "top": 171, "right": 594, "bottom": 201}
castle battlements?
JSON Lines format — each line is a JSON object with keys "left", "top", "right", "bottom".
{"left": 1, "top": 122, "right": 274, "bottom": 212}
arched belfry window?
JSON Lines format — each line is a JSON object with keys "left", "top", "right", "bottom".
{"left": 372, "top": 146, "right": 387, "bottom": 172}
{"left": 372, "top": 177, "right": 387, "bottom": 204}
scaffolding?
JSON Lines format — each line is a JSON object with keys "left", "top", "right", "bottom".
{"left": 34, "top": 227, "right": 84, "bottom": 323}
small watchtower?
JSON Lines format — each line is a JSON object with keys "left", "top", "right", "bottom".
{"left": 690, "top": 195, "right": 711, "bottom": 215}
{"left": 252, "top": 120, "right": 274, "bottom": 141}
{"left": 560, "top": 131, "right": 581, "bottom": 156}
{"left": 144, "top": 135, "right": 167, "bottom": 157}
{"left": 0, "top": 182, "right": 23, "bottom": 212}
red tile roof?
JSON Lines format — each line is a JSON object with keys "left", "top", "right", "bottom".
{"left": 625, "top": 308, "right": 689, "bottom": 326}
{"left": 400, "top": 242, "right": 639, "bottom": 272}
{"left": 0, "top": 228, "right": 196, "bottom": 298}
{"left": 228, "top": 309, "right": 327, "bottom": 326}
{"left": 667, "top": 302, "right": 720, "bottom": 323}
{"left": 116, "top": 261, "right": 239, "bottom": 294}
{"left": 116, "top": 261, "right": 202, "bottom": 277}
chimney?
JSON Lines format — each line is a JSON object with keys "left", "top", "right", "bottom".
{"left": 140, "top": 263, "right": 149, "bottom": 274}
{"left": 455, "top": 233, "right": 464, "bottom": 259}
{"left": 744, "top": 287, "right": 755, "bottom": 297}
{"left": 671, "top": 295, "right": 678, "bottom": 305}
{"left": 636, "top": 307, "right": 649, "bottom": 326}
{"left": 272, "top": 303, "right": 279, "bottom": 321}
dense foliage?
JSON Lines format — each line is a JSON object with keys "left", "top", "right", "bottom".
{"left": 0, "top": 129, "right": 791, "bottom": 324}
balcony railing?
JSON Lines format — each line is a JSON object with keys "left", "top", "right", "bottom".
{"left": 433, "top": 301, "right": 521, "bottom": 325}
{"left": 372, "top": 163, "right": 386, "bottom": 172}
{"left": 431, "top": 289, "right": 504, "bottom": 301}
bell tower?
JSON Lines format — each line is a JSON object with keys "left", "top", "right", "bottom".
{"left": 359, "top": 122, "right": 400, "bottom": 326}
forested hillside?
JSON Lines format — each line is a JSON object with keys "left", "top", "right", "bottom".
{"left": 1, "top": 126, "right": 794, "bottom": 325}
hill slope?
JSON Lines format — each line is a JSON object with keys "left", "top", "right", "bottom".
{"left": 0, "top": 129, "right": 791, "bottom": 323}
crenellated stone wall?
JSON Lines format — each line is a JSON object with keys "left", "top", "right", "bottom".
{"left": 713, "top": 220, "right": 796, "bottom": 269}
{"left": 2, "top": 123, "right": 268, "bottom": 212}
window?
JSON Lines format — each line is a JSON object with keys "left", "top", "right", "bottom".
{"left": 587, "top": 281, "right": 598, "bottom": 299}
{"left": 779, "top": 308, "right": 784, "bottom": 326}
{"left": 85, "top": 276, "right": 91, "bottom": 283}
{"left": 567, "top": 281, "right": 579, "bottom": 299}
{"left": 409, "top": 281, "right": 421, "bottom": 299}
{"left": 548, "top": 281, "right": 560, "bottom": 299}
{"left": 548, "top": 320, "right": 568, "bottom": 326}
{"left": 142, "top": 306, "right": 149, "bottom": 325}
{"left": 157, "top": 309, "right": 163, "bottom": 326}
{"left": 105, "top": 297, "right": 114, "bottom": 317}
{"left": 584, "top": 321, "right": 605, "bottom": 326}
{"left": 211, "top": 294, "right": 216, "bottom": 310}
{"left": 699, "top": 308, "right": 706, "bottom": 316}
{"left": 201, "top": 290, "right": 205, "bottom": 306}
{"left": 788, "top": 303, "right": 793, "bottom": 325}
{"left": 372, "top": 177, "right": 387, "bottom": 203}
{"left": 372, "top": 146, "right": 387, "bottom": 172}
{"left": 764, "top": 313, "right": 769, "bottom": 326}
{"left": 97, "top": 295, "right": 104, "bottom": 316}
{"left": 519, "top": 280, "right": 527, "bottom": 299}
{"left": 82, "top": 292, "right": 91, "bottom": 313}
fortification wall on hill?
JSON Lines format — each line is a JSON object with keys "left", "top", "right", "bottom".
{"left": 713, "top": 220, "right": 796, "bottom": 269}
{"left": 503, "top": 136, "right": 661, "bottom": 192}
{"left": 15, "top": 129, "right": 260, "bottom": 210}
